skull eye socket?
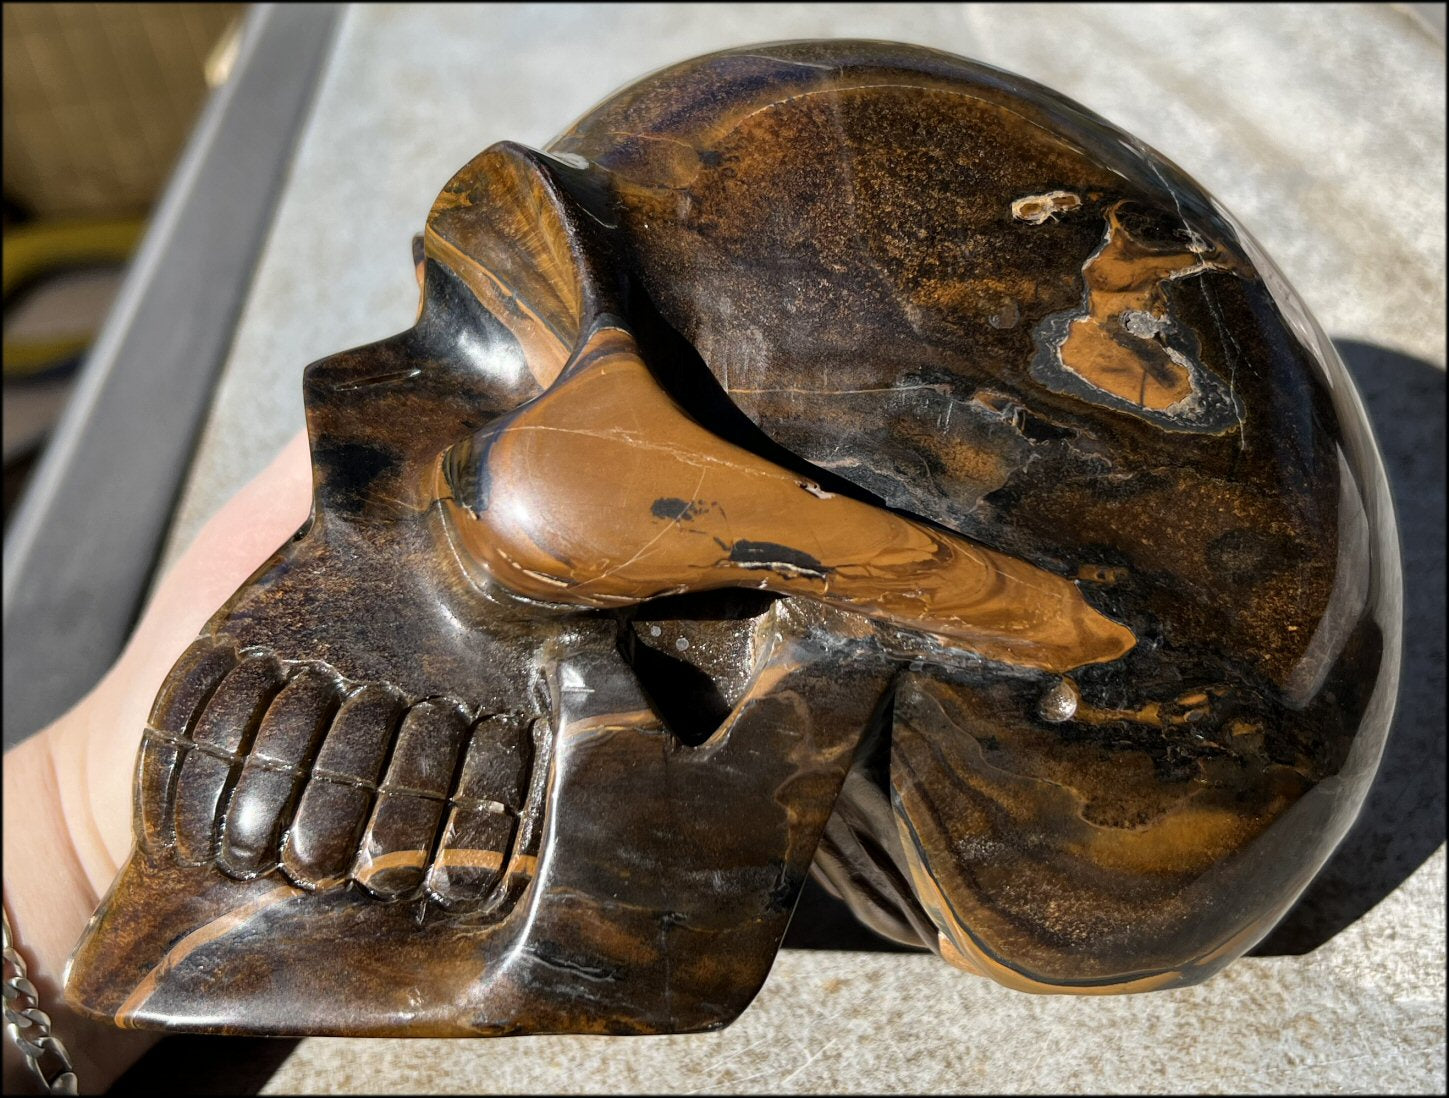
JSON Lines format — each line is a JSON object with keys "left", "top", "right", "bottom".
{"left": 625, "top": 276, "right": 894, "bottom": 510}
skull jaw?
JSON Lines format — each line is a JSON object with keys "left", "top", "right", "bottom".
{"left": 64, "top": 652, "right": 891, "bottom": 1037}
{"left": 62, "top": 842, "right": 794, "bottom": 1038}
{"left": 64, "top": 471, "right": 895, "bottom": 1034}
{"left": 63, "top": 874, "right": 782, "bottom": 1037}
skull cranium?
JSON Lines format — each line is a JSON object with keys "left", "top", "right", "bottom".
{"left": 65, "top": 41, "right": 1399, "bottom": 1035}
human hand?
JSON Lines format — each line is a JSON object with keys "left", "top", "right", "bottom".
{"left": 2, "top": 431, "right": 310, "bottom": 1092}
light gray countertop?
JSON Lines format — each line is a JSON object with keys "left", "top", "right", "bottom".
{"left": 153, "top": 3, "right": 1444, "bottom": 1093}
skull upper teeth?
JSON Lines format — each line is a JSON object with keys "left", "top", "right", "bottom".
{"left": 140, "top": 637, "right": 548, "bottom": 914}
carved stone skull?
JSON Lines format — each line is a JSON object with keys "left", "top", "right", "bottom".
{"left": 66, "top": 41, "right": 1400, "bottom": 1035}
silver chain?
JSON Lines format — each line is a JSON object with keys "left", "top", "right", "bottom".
{"left": 2, "top": 905, "right": 78, "bottom": 1095}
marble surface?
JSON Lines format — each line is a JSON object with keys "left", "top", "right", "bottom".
{"left": 153, "top": 3, "right": 1444, "bottom": 1092}
{"left": 264, "top": 856, "right": 1444, "bottom": 1094}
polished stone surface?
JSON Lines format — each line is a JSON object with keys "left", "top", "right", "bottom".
{"left": 126, "top": 2, "right": 1442, "bottom": 1092}
{"left": 71, "top": 38, "right": 1401, "bottom": 1032}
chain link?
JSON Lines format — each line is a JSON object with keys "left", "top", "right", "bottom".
{"left": 2, "top": 905, "right": 78, "bottom": 1095}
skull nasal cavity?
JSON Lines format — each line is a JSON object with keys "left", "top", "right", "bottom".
{"left": 618, "top": 589, "right": 779, "bottom": 746}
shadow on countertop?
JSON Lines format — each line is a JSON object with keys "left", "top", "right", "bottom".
{"left": 109, "top": 340, "right": 1445, "bottom": 1093}
{"left": 1251, "top": 339, "right": 1446, "bottom": 955}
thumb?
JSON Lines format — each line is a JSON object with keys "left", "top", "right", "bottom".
{"left": 48, "top": 430, "right": 313, "bottom": 892}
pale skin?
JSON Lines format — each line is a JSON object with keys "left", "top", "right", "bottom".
{"left": 2, "top": 432, "right": 310, "bottom": 1094}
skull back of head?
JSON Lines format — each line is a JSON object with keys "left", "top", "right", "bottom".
{"left": 65, "top": 41, "right": 1399, "bottom": 1034}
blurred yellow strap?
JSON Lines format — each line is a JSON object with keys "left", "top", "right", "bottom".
{"left": 3, "top": 218, "right": 144, "bottom": 376}
{"left": 2, "top": 217, "right": 144, "bottom": 300}
{"left": 3, "top": 335, "right": 92, "bottom": 375}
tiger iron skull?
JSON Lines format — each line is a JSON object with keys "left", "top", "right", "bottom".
{"left": 65, "top": 41, "right": 1400, "bottom": 1035}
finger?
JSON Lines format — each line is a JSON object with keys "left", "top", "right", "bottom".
{"left": 123, "top": 429, "right": 312, "bottom": 682}
{"left": 49, "top": 431, "right": 313, "bottom": 888}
